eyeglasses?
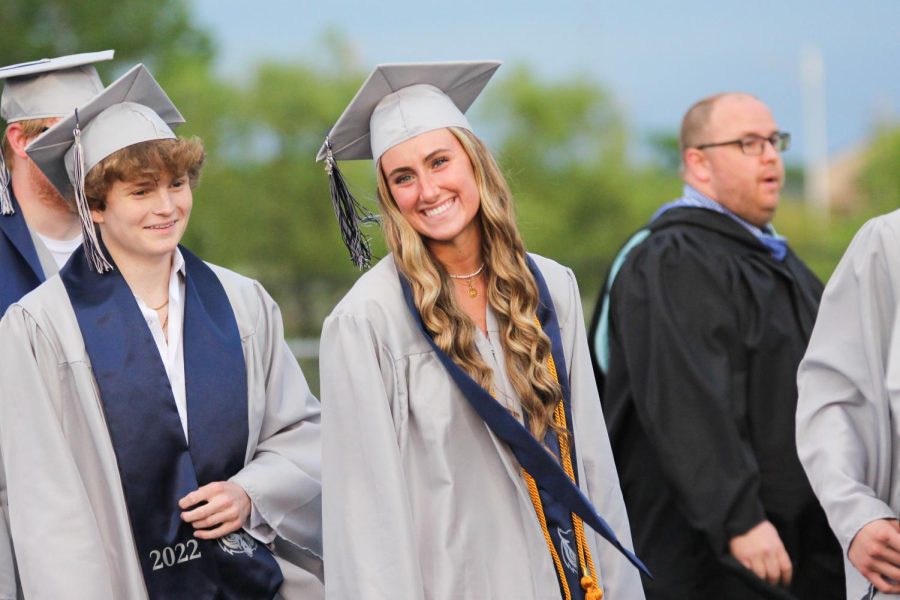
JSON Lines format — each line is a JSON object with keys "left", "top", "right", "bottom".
{"left": 695, "top": 131, "right": 791, "bottom": 156}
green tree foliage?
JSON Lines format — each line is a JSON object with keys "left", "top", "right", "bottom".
{"left": 177, "top": 57, "right": 383, "bottom": 335}
{"left": 0, "top": 0, "right": 213, "bottom": 75}
{"left": 780, "top": 124, "right": 900, "bottom": 282}
{"left": 859, "top": 124, "right": 900, "bottom": 216}
{"left": 481, "top": 65, "right": 670, "bottom": 293}
{"left": 647, "top": 131, "right": 681, "bottom": 173}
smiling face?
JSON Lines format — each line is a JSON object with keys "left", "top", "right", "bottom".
{"left": 379, "top": 127, "right": 482, "bottom": 254}
{"left": 81, "top": 137, "right": 205, "bottom": 268}
{"left": 683, "top": 94, "right": 785, "bottom": 227}
{"left": 91, "top": 173, "right": 192, "bottom": 266}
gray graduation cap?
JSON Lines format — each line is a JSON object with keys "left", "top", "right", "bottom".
{"left": 26, "top": 63, "right": 185, "bottom": 273}
{"left": 317, "top": 60, "right": 501, "bottom": 269}
{"left": 0, "top": 50, "right": 114, "bottom": 123}
{"left": 0, "top": 49, "right": 114, "bottom": 215}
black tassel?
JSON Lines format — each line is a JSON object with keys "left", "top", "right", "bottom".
{"left": 324, "top": 138, "right": 377, "bottom": 269}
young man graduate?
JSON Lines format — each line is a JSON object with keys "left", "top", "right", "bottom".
{"left": 0, "top": 64, "right": 323, "bottom": 599}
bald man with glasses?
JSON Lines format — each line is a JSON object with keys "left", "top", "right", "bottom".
{"left": 588, "top": 93, "right": 844, "bottom": 599}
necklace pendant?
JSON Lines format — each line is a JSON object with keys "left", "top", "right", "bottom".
{"left": 468, "top": 288, "right": 478, "bottom": 298}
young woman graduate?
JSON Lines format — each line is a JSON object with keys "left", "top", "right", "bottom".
{"left": 317, "top": 61, "right": 648, "bottom": 599}
{"left": 0, "top": 64, "right": 323, "bottom": 599}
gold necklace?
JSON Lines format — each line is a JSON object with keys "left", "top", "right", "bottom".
{"left": 448, "top": 263, "right": 485, "bottom": 298}
{"left": 148, "top": 298, "right": 170, "bottom": 340}
{"left": 149, "top": 299, "right": 169, "bottom": 311}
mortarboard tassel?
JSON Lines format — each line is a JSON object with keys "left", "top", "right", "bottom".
{"left": 0, "top": 150, "right": 13, "bottom": 215}
{"left": 72, "top": 109, "right": 113, "bottom": 273}
{"left": 324, "top": 137, "right": 378, "bottom": 270}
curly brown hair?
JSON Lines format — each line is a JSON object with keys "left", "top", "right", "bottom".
{"left": 84, "top": 137, "right": 205, "bottom": 210}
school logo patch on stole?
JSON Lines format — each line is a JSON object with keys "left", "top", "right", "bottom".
{"left": 558, "top": 527, "right": 578, "bottom": 574}
{"left": 217, "top": 532, "right": 258, "bottom": 558}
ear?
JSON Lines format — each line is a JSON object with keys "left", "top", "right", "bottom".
{"left": 4, "top": 123, "right": 31, "bottom": 159}
{"left": 682, "top": 148, "right": 712, "bottom": 183}
{"left": 90, "top": 207, "right": 104, "bottom": 225}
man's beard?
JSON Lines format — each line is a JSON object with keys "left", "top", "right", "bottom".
{"left": 26, "top": 158, "right": 72, "bottom": 212}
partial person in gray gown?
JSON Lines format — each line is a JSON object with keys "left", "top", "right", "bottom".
{"left": 0, "top": 50, "right": 114, "bottom": 314}
{"left": 316, "top": 61, "right": 646, "bottom": 599}
{"left": 797, "top": 209, "right": 900, "bottom": 599}
{"left": 0, "top": 49, "right": 114, "bottom": 600}
{"left": 0, "top": 64, "right": 322, "bottom": 599}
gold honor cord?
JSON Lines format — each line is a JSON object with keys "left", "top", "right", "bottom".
{"left": 519, "top": 319, "right": 602, "bottom": 600}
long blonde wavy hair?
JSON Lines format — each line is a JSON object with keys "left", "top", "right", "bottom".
{"left": 376, "top": 126, "right": 564, "bottom": 442}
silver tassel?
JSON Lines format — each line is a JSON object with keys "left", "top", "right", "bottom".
{"left": 324, "top": 137, "right": 377, "bottom": 270}
{"left": 0, "top": 150, "right": 13, "bottom": 215}
{"left": 72, "top": 110, "right": 113, "bottom": 273}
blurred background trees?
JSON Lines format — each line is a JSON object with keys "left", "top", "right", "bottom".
{"left": 4, "top": 0, "right": 899, "bottom": 347}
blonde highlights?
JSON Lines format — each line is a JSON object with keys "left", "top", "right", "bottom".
{"left": 376, "top": 127, "right": 564, "bottom": 441}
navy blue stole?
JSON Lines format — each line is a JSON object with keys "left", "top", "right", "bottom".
{"left": 61, "top": 245, "right": 282, "bottom": 599}
{"left": 398, "top": 256, "right": 651, "bottom": 582}
{"left": 0, "top": 189, "right": 44, "bottom": 314}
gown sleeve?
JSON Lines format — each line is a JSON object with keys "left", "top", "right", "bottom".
{"left": 319, "top": 311, "right": 426, "bottom": 600}
{"left": 0, "top": 493, "right": 15, "bottom": 600}
{"left": 0, "top": 307, "right": 118, "bottom": 598}
{"left": 0, "top": 424, "right": 17, "bottom": 600}
{"left": 796, "top": 216, "right": 899, "bottom": 552}
{"left": 609, "top": 239, "right": 766, "bottom": 553}
{"left": 561, "top": 267, "right": 646, "bottom": 598}
{"left": 228, "top": 283, "right": 322, "bottom": 561}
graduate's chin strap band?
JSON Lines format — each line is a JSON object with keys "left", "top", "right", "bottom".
{"left": 71, "top": 108, "right": 113, "bottom": 273}
{"left": 0, "top": 147, "right": 13, "bottom": 215}
{"left": 323, "top": 136, "right": 378, "bottom": 270}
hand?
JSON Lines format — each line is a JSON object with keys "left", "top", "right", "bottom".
{"left": 179, "top": 481, "right": 251, "bottom": 540}
{"left": 728, "top": 520, "right": 793, "bottom": 586}
{"left": 849, "top": 519, "right": 900, "bottom": 594}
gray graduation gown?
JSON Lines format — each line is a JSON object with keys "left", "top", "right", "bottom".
{"left": 320, "top": 253, "right": 644, "bottom": 599}
{"left": 796, "top": 209, "right": 900, "bottom": 598}
{"left": 0, "top": 265, "right": 323, "bottom": 599}
{"left": 0, "top": 220, "right": 58, "bottom": 600}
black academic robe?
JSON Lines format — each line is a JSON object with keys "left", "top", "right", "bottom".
{"left": 596, "top": 207, "right": 844, "bottom": 599}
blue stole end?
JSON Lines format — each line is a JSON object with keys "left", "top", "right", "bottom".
{"left": 398, "top": 255, "right": 651, "bottom": 582}
{"left": 61, "top": 245, "right": 282, "bottom": 599}
{"left": 0, "top": 190, "right": 44, "bottom": 314}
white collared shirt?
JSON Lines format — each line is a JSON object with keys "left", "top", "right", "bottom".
{"left": 131, "top": 249, "right": 272, "bottom": 541}
{"left": 134, "top": 249, "right": 188, "bottom": 439}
